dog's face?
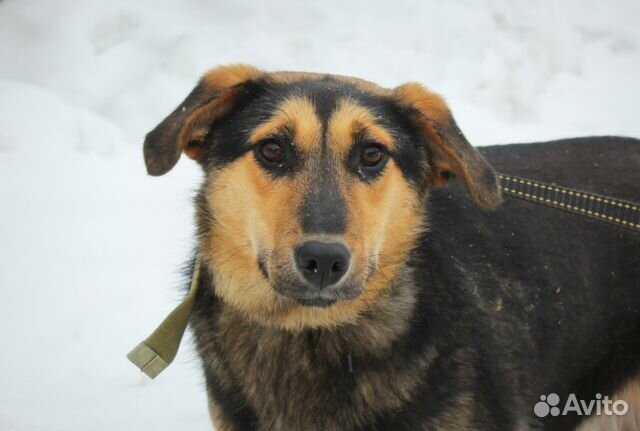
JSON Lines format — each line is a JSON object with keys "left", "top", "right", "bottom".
{"left": 144, "top": 65, "right": 501, "bottom": 329}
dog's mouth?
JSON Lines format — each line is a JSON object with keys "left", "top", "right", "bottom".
{"left": 293, "top": 297, "right": 337, "bottom": 308}
{"left": 271, "top": 281, "right": 362, "bottom": 308}
{"left": 272, "top": 285, "right": 342, "bottom": 308}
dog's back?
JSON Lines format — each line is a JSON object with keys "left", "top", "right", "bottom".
{"left": 424, "top": 136, "right": 640, "bottom": 430}
{"left": 481, "top": 136, "right": 639, "bottom": 201}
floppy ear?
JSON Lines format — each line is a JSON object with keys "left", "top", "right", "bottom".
{"left": 393, "top": 83, "right": 502, "bottom": 208}
{"left": 143, "top": 64, "right": 263, "bottom": 176}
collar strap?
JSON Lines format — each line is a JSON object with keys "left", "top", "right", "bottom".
{"left": 498, "top": 174, "right": 640, "bottom": 232}
{"left": 127, "top": 257, "right": 202, "bottom": 378}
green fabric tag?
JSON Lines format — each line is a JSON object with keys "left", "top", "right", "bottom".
{"left": 127, "top": 257, "right": 202, "bottom": 379}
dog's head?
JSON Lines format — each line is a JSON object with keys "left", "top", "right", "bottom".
{"left": 145, "top": 65, "right": 501, "bottom": 329}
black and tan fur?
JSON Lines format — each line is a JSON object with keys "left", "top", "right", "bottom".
{"left": 144, "top": 65, "right": 640, "bottom": 430}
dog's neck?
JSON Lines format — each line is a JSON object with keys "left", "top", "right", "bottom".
{"left": 205, "top": 264, "right": 419, "bottom": 359}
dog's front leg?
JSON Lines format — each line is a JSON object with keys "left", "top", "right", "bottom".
{"left": 207, "top": 393, "right": 236, "bottom": 431}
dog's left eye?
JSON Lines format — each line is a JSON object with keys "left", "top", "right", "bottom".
{"left": 361, "top": 145, "right": 385, "bottom": 167}
{"left": 348, "top": 141, "right": 389, "bottom": 181}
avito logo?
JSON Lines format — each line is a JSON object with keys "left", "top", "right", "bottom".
{"left": 534, "top": 393, "right": 628, "bottom": 418}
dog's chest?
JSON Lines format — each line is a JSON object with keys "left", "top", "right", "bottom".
{"left": 211, "top": 311, "right": 433, "bottom": 431}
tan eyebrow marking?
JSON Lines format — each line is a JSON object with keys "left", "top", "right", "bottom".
{"left": 248, "top": 96, "right": 321, "bottom": 152}
{"left": 327, "top": 98, "right": 396, "bottom": 158}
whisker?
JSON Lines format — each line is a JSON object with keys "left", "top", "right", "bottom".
{"left": 215, "top": 243, "right": 253, "bottom": 270}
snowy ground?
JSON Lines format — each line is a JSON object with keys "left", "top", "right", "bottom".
{"left": 0, "top": 0, "right": 638, "bottom": 430}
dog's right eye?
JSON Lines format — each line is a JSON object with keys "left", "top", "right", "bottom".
{"left": 256, "top": 139, "right": 285, "bottom": 165}
{"left": 253, "top": 138, "right": 297, "bottom": 176}
{"left": 259, "top": 140, "right": 284, "bottom": 163}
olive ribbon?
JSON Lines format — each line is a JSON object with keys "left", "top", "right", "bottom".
{"left": 127, "top": 257, "right": 202, "bottom": 378}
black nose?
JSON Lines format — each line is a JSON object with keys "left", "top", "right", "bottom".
{"left": 295, "top": 241, "right": 351, "bottom": 289}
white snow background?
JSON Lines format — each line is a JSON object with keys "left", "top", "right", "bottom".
{"left": 0, "top": 0, "right": 638, "bottom": 430}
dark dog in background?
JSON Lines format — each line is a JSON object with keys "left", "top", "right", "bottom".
{"left": 143, "top": 65, "right": 640, "bottom": 430}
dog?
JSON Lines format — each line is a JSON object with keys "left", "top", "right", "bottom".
{"left": 143, "top": 65, "right": 640, "bottom": 430}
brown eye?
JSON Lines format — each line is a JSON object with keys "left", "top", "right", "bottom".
{"left": 259, "top": 141, "right": 284, "bottom": 163}
{"left": 361, "top": 145, "right": 385, "bottom": 167}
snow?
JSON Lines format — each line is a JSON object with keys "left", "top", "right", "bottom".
{"left": 0, "top": 0, "right": 638, "bottom": 429}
